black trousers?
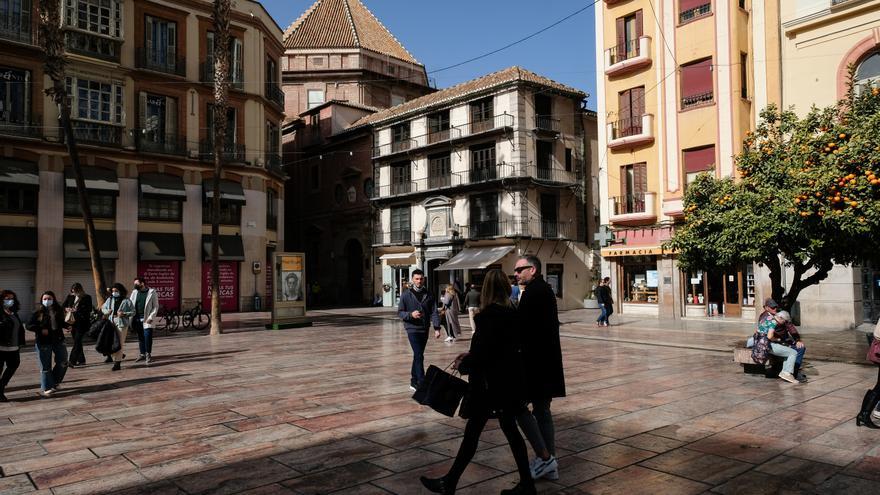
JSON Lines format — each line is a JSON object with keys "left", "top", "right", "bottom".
{"left": 0, "top": 350, "right": 20, "bottom": 392}
{"left": 69, "top": 323, "right": 88, "bottom": 364}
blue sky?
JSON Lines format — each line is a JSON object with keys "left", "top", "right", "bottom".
{"left": 259, "top": 0, "right": 598, "bottom": 109}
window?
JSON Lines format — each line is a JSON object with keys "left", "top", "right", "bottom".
{"left": 334, "top": 184, "right": 344, "bottom": 205}
{"left": 470, "top": 98, "right": 493, "bottom": 132}
{"left": 363, "top": 178, "right": 374, "bottom": 198}
{"left": 202, "top": 201, "right": 240, "bottom": 225}
{"left": 565, "top": 148, "right": 573, "bottom": 172}
{"left": 470, "top": 143, "right": 496, "bottom": 182}
{"left": 470, "top": 193, "right": 498, "bottom": 238}
{"left": 138, "top": 197, "right": 182, "bottom": 221}
{"left": 65, "top": 0, "right": 122, "bottom": 37}
{"left": 0, "top": 0, "right": 32, "bottom": 42}
{"left": 206, "top": 33, "right": 242, "bottom": 85}
{"left": 679, "top": 1, "right": 712, "bottom": 24}
{"left": 855, "top": 52, "right": 880, "bottom": 92}
{"left": 546, "top": 264, "right": 563, "bottom": 298}
{"left": 684, "top": 270, "right": 705, "bottom": 305}
{"left": 206, "top": 105, "right": 236, "bottom": 143}
{"left": 139, "top": 92, "right": 177, "bottom": 146}
{"left": 64, "top": 191, "right": 115, "bottom": 218}
{"left": 0, "top": 185, "right": 36, "bottom": 213}
{"left": 680, "top": 58, "right": 713, "bottom": 109}
{"left": 265, "top": 120, "right": 279, "bottom": 164}
{"left": 0, "top": 66, "right": 30, "bottom": 125}
{"left": 266, "top": 188, "right": 277, "bottom": 230}
{"left": 390, "top": 161, "right": 411, "bottom": 195}
{"left": 391, "top": 94, "right": 405, "bottom": 106}
{"left": 427, "top": 111, "right": 450, "bottom": 143}
{"left": 684, "top": 145, "right": 715, "bottom": 184}
{"left": 265, "top": 58, "right": 277, "bottom": 87}
{"left": 622, "top": 256, "right": 659, "bottom": 303}
{"left": 428, "top": 154, "right": 451, "bottom": 189}
{"left": 613, "top": 11, "right": 643, "bottom": 63}
{"left": 67, "top": 77, "right": 124, "bottom": 123}
{"left": 616, "top": 86, "right": 645, "bottom": 137}
{"left": 390, "top": 205, "right": 410, "bottom": 243}
{"left": 391, "top": 122, "right": 410, "bottom": 152}
{"left": 740, "top": 52, "right": 748, "bottom": 99}
{"left": 307, "top": 89, "right": 324, "bottom": 109}
{"left": 618, "top": 162, "right": 647, "bottom": 215}
{"left": 536, "top": 140, "right": 554, "bottom": 180}
{"left": 144, "top": 15, "right": 177, "bottom": 72}
{"left": 541, "top": 193, "right": 558, "bottom": 238}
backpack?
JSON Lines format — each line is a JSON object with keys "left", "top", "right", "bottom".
{"left": 751, "top": 332, "right": 771, "bottom": 365}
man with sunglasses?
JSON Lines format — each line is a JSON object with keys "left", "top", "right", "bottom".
{"left": 513, "top": 255, "right": 565, "bottom": 481}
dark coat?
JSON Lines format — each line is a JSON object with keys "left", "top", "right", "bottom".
{"left": 458, "top": 303, "right": 527, "bottom": 414}
{"left": 93, "top": 319, "right": 121, "bottom": 356}
{"left": 27, "top": 305, "right": 66, "bottom": 345}
{"left": 518, "top": 275, "right": 566, "bottom": 400}
{"left": 62, "top": 293, "right": 94, "bottom": 330}
{"left": 0, "top": 311, "right": 25, "bottom": 349}
{"left": 596, "top": 285, "right": 613, "bottom": 306}
{"left": 397, "top": 288, "right": 441, "bottom": 333}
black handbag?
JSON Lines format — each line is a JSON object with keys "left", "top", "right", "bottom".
{"left": 412, "top": 364, "right": 468, "bottom": 417}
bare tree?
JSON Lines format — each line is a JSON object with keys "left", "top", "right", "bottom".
{"left": 38, "top": 1, "right": 108, "bottom": 305}
{"left": 209, "top": 0, "right": 232, "bottom": 335}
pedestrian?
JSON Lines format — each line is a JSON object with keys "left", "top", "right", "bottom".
{"left": 27, "top": 291, "right": 68, "bottom": 397}
{"left": 0, "top": 290, "right": 26, "bottom": 402}
{"left": 129, "top": 276, "right": 159, "bottom": 364}
{"left": 465, "top": 283, "right": 481, "bottom": 333}
{"left": 420, "top": 269, "right": 536, "bottom": 495}
{"left": 62, "top": 283, "right": 93, "bottom": 368}
{"left": 757, "top": 297, "right": 779, "bottom": 322}
{"left": 510, "top": 278, "right": 521, "bottom": 306}
{"left": 595, "top": 277, "right": 613, "bottom": 327}
{"left": 441, "top": 285, "right": 462, "bottom": 342}
{"left": 856, "top": 317, "right": 880, "bottom": 428}
{"left": 397, "top": 269, "right": 441, "bottom": 391}
{"left": 513, "top": 255, "right": 565, "bottom": 481}
{"left": 102, "top": 283, "right": 134, "bottom": 371}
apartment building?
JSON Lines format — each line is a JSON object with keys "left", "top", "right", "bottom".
{"left": 362, "top": 66, "right": 595, "bottom": 310}
{"left": 0, "top": 0, "right": 285, "bottom": 318}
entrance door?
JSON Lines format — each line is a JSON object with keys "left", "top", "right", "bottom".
{"left": 344, "top": 239, "right": 364, "bottom": 305}
{"left": 705, "top": 269, "right": 742, "bottom": 317}
{"left": 392, "top": 266, "right": 409, "bottom": 304}
{"left": 724, "top": 271, "right": 742, "bottom": 317}
{"left": 427, "top": 259, "right": 443, "bottom": 304}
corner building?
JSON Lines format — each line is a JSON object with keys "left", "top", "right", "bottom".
{"left": 0, "top": 0, "right": 285, "bottom": 318}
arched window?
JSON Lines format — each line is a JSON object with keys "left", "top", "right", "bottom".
{"left": 855, "top": 51, "right": 880, "bottom": 90}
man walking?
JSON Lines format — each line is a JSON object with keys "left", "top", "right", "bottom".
{"left": 514, "top": 255, "right": 565, "bottom": 481}
{"left": 130, "top": 277, "right": 159, "bottom": 364}
{"left": 595, "top": 277, "right": 613, "bottom": 327}
{"left": 465, "top": 283, "right": 481, "bottom": 333}
{"left": 397, "top": 269, "right": 441, "bottom": 391}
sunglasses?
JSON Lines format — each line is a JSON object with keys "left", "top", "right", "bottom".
{"left": 514, "top": 265, "right": 533, "bottom": 274}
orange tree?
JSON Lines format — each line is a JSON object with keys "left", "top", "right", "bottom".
{"left": 665, "top": 80, "right": 880, "bottom": 310}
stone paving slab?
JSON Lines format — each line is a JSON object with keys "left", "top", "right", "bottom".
{"left": 0, "top": 314, "right": 878, "bottom": 494}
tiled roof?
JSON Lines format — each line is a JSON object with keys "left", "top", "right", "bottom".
{"left": 299, "top": 99, "right": 379, "bottom": 117}
{"left": 350, "top": 66, "right": 587, "bottom": 128}
{"left": 283, "top": 0, "right": 420, "bottom": 65}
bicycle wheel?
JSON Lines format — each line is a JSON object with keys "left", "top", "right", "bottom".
{"left": 182, "top": 310, "right": 193, "bottom": 328}
{"left": 192, "top": 311, "right": 210, "bottom": 330}
{"left": 170, "top": 313, "right": 180, "bottom": 331}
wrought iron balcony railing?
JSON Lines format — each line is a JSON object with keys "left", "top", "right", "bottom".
{"left": 535, "top": 115, "right": 560, "bottom": 132}
{"left": 373, "top": 230, "right": 415, "bottom": 245}
{"left": 266, "top": 83, "right": 284, "bottom": 108}
{"left": 681, "top": 91, "right": 714, "bottom": 110}
{"left": 69, "top": 120, "right": 122, "bottom": 146}
{"left": 0, "top": 24, "right": 35, "bottom": 45}
{"left": 135, "top": 48, "right": 186, "bottom": 76}
{"left": 679, "top": 3, "right": 712, "bottom": 23}
{"left": 607, "top": 38, "right": 641, "bottom": 65}
{"left": 612, "top": 193, "right": 647, "bottom": 215}
{"left": 201, "top": 62, "right": 244, "bottom": 90}
{"left": 64, "top": 30, "right": 121, "bottom": 63}
{"left": 133, "top": 131, "right": 187, "bottom": 156}
{"left": 199, "top": 139, "right": 246, "bottom": 163}
{"left": 0, "top": 115, "right": 41, "bottom": 138}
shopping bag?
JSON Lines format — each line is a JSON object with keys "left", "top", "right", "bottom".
{"left": 867, "top": 336, "right": 880, "bottom": 365}
{"left": 412, "top": 364, "right": 468, "bottom": 417}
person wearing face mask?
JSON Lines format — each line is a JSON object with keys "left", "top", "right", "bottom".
{"left": 397, "top": 269, "right": 441, "bottom": 392}
{"left": 129, "top": 276, "right": 158, "bottom": 364}
{"left": 102, "top": 283, "right": 133, "bottom": 371}
{"left": 62, "top": 283, "right": 93, "bottom": 368}
{"left": 0, "top": 290, "right": 26, "bottom": 402}
{"left": 27, "top": 291, "right": 68, "bottom": 397}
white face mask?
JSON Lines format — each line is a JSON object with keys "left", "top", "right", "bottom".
{"left": 111, "top": 292, "right": 120, "bottom": 298}
{"left": 42, "top": 299, "right": 53, "bottom": 307}
{"left": 3, "top": 299, "right": 13, "bottom": 308}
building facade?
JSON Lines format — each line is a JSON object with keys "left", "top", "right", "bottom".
{"left": 0, "top": 0, "right": 285, "bottom": 319}
{"left": 361, "top": 66, "right": 595, "bottom": 310}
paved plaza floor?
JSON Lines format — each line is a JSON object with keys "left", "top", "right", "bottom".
{"left": 1, "top": 312, "right": 878, "bottom": 494}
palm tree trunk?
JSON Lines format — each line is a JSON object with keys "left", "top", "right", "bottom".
{"left": 210, "top": 0, "right": 232, "bottom": 335}
{"left": 38, "top": 1, "right": 108, "bottom": 306}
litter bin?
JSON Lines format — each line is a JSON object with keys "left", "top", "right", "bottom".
{"left": 253, "top": 294, "right": 262, "bottom": 312}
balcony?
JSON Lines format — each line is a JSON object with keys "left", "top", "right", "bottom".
{"left": 373, "top": 230, "right": 415, "bottom": 245}
{"left": 201, "top": 62, "right": 244, "bottom": 90}
{"left": 538, "top": 219, "right": 573, "bottom": 239}
{"left": 372, "top": 138, "right": 417, "bottom": 158}
{"left": 605, "top": 36, "right": 652, "bottom": 77}
{"left": 469, "top": 165, "right": 500, "bottom": 183}
{"left": 266, "top": 83, "right": 285, "bottom": 109}
{"left": 681, "top": 91, "right": 714, "bottom": 110}
{"left": 372, "top": 114, "right": 514, "bottom": 159}
{"left": 427, "top": 126, "right": 461, "bottom": 144}
{"left": 609, "top": 192, "right": 657, "bottom": 225}
{"left": 133, "top": 131, "right": 187, "bottom": 156}
{"left": 64, "top": 30, "right": 121, "bottom": 63}
{"left": 69, "top": 120, "right": 122, "bottom": 147}
{"left": 0, "top": 116, "right": 41, "bottom": 139}
{"left": 199, "top": 139, "right": 246, "bottom": 163}
{"left": 679, "top": 3, "right": 712, "bottom": 24}
{"left": 535, "top": 115, "right": 560, "bottom": 133}
{"left": 265, "top": 154, "right": 283, "bottom": 175}
{"left": 135, "top": 48, "right": 186, "bottom": 77}
{"left": 458, "top": 113, "right": 514, "bottom": 136}
{"left": 608, "top": 114, "right": 654, "bottom": 150}
{"left": 0, "top": 24, "right": 35, "bottom": 45}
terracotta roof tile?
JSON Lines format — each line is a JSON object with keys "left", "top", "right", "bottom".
{"left": 350, "top": 66, "right": 587, "bottom": 128}
{"left": 284, "top": 0, "right": 420, "bottom": 65}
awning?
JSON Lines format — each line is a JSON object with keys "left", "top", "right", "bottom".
{"left": 435, "top": 245, "right": 515, "bottom": 271}
{"left": 202, "top": 234, "right": 245, "bottom": 261}
{"left": 379, "top": 252, "right": 415, "bottom": 266}
{"left": 203, "top": 180, "right": 246, "bottom": 204}
{"left": 63, "top": 229, "right": 118, "bottom": 259}
{"left": 139, "top": 232, "right": 185, "bottom": 261}
{"left": 0, "top": 226, "right": 37, "bottom": 258}
{"left": 0, "top": 159, "right": 39, "bottom": 187}
{"left": 139, "top": 173, "right": 186, "bottom": 200}
{"left": 65, "top": 167, "right": 119, "bottom": 195}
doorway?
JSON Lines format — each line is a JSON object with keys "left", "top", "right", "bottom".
{"left": 344, "top": 239, "right": 364, "bottom": 305}
{"left": 706, "top": 269, "right": 742, "bottom": 317}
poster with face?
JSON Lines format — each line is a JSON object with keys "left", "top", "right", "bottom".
{"left": 277, "top": 254, "right": 304, "bottom": 302}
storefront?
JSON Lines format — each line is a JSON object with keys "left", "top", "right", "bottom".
{"left": 0, "top": 226, "right": 37, "bottom": 320}
{"left": 378, "top": 251, "right": 415, "bottom": 306}
{"left": 62, "top": 229, "right": 117, "bottom": 297}
{"left": 201, "top": 235, "right": 244, "bottom": 312}
{"left": 138, "top": 232, "right": 185, "bottom": 311}
{"left": 681, "top": 264, "right": 756, "bottom": 319}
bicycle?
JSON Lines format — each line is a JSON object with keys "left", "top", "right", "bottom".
{"left": 158, "top": 305, "right": 180, "bottom": 333}
{"left": 182, "top": 301, "right": 211, "bottom": 330}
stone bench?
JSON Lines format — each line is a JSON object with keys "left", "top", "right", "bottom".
{"left": 732, "top": 347, "right": 783, "bottom": 377}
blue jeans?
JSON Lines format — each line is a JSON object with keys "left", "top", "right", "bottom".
{"left": 36, "top": 341, "right": 68, "bottom": 391}
{"left": 597, "top": 304, "right": 607, "bottom": 324}
{"left": 133, "top": 317, "right": 152, "bottom": 355}
{"left": 747, "top": 338, "right": 805, "bottom": 367}
{"left": 407, "top": 331, "right": 429, "bottom": 388}
{"left": 769, "top": 343, "right": 798, "bottom": 374}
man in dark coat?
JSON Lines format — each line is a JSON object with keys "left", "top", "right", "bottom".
{"left": 397, "top": 269, "right": 441, "bottom": 391}
{"left": 515, "top": 255, "right": 565, "bottom": 481}
{"left": 595, "top": 277, "right": 613, "bottom": 326}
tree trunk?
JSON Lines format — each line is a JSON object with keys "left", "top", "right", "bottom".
{"left": 38, "top": 1, "right": 108, "bottom": 306}
{"left": 209, "top": 0, "right": 232, "bottom": 335}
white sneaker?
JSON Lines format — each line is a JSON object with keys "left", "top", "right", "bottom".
{"left": 444, "top": 336, "right": 453, "bottom": 342}
{"left": 409, "top": 385, "right": 417, "bottom": 392}
{"left": 544, "top": 468, "right": 559, "bottom": 481}
{"left": 531, "top": 455, "right": 558, "bottom": 480}
{"left": 778, "top": 371, "right": 798, "bottom": 384}
{"left": 39, "top": 388, "right": 55, "bottom": 397}
{"left": 872, "top": 406, "right": 880, "bottom": 421}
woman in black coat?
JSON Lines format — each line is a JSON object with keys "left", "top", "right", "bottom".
{"left": 27, "top": 290, "right": 68, "bottom": 397}
{"left": 0, "top": 290, "right": 26, "bottom": 402}
{"left": 420, "top": 269, "right": 536, "bottom": 495}
{"left": 62, "top": 283, "right": 93, "bottom": 367}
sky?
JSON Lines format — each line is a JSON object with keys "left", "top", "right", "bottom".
{"left": 259, "top": 0, "right": 598, "bottom": 110}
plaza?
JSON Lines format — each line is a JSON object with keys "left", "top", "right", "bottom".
{"left": 0, "top": 310, "right": 878, "bottom": 494}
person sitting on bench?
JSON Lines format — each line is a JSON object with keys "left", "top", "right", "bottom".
{"left": 747, "top": 311, "right": 800, "bottom": 384}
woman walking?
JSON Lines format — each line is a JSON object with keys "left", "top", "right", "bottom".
{"left": 102, "top": 283, "right": 134, "bottom": 371}
{"left": 0, "top": 290, "right": 26, "bottom": 402}
{"left": 856, "top": 318, "right": 880, "bottom": 428}
{"left": 63, "top": 283, "right": 93, "bottom": 367}
{"left": 27, "top": 291, "right": 68, "bottom": 397}
{"left": 441, "top": 285, "right": 462, "bottom": 342}
{"left": 420, "top": 269, "right": 536, "bottom": 495}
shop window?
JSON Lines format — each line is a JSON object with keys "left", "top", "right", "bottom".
{"left": 684, "top": 270, "right": 705, "bottom": 305}
{"left": 547, "top": 264, "right": 563, "bottom": 298}
{"left": 0, "top": 185, "right": 36, "bottom": 214}
{"left": 744, "top": 263, "right": 755, "bottom": 306}
{"left": 622, "top": 255, "right": 658, "bottom": 303}
{"left": 138, "top": 197, "right": 182, "bottom": 221}
{"left": 64, "top": 191, "right": 115, "bottom": 218}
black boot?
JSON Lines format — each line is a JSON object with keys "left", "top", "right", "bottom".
{"left": 856, "top": 389, "right": 880, "bottom": 428}
{"left": 420, "top": 476, "right": 454, "bottom": 495}
{"left": 111, "top": 361, "right": 121, "bottom": 371}
{"left": 104, "top": 356, "right": 113, "bottom": 363}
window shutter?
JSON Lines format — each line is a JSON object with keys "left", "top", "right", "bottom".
{"left": 681, "top": 58, "right": 714, "bottom": 98}
{"left": 167, "top": 22, "right": 177, "bottom": 68}
{"left": 618, "top": 89, "right": 632, "bottom": 122}
{"left": 635, "top": 10, "right": 643, "bottom": 38}
{"left": 620, "top": 166, "right": 629, "bottom": 200}
{"left": 145, "top": 16, "right": 153, "bottom": 60}
{"left": 615, "top": 17, "right": 625, "bottom": 49}
{"left": 165, "top": 96, "right": 177, "bottom": 136}
{"left": 139, "top": 91, "right": 147, "bottom": 128}
{"left": 634, "top": 163, "right": 647, "bottom": 194}
{"left": 633, "top": 86, "right": 645, "bottom": 118}
{"left": 683, "top": 145, "right": 715, "bottom": 172}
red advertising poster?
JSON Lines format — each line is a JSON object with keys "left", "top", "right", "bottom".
{"left": 137, "top": 261, "right": 181, "bottom": 311}
{"left": 202, "top": 261, "right": 239, "bottom": 312}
